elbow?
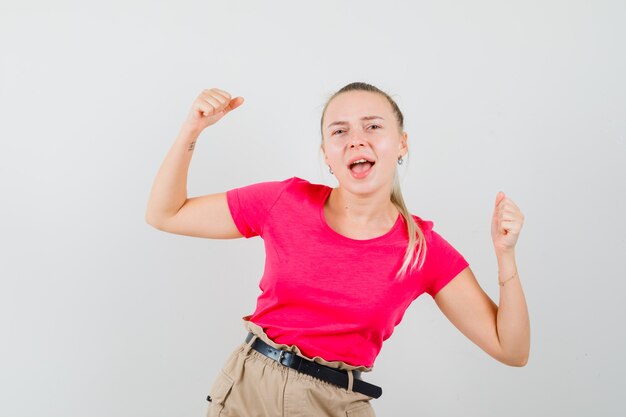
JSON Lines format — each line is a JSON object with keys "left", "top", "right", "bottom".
{"left": 145, "top": 212, "right": 156, "bottom": 227}
{"left": 507, "top": 357, "right": 528, "bottom": 367}
{"left": 145, "top": 212, "right": 164, "bottom": 230}
{"left": 502, "top": 352, "right": 529, "bottom": 367}
{"left": 492, "top": 345, "right": 529, "bottom": 367}
{"left": 145, "top": 201, "right": 185, "bottom": 230}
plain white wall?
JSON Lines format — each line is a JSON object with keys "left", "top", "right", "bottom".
{"left": 1, "top": 1, "right": 625, "bottom": 416}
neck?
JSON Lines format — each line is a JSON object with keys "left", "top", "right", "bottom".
{"left": 327, "top": 185, "right": 399, "bottom": 226}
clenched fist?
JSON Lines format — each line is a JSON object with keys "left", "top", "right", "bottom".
{"left": 182, "top": 88, "right": 244, "bottom": 133}
{"left": 491, "top": 191, "right": 524, "bottom": 255}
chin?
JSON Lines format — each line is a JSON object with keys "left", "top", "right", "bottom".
{"left": 340, "top": 176, "right": 390, "bottom": 195}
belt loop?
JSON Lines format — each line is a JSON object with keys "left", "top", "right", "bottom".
{"left": 347, "top": 370, "right": 354, "bottom": 393}
{"left": 242, "top": 333, "right": 257, "bottom": 356}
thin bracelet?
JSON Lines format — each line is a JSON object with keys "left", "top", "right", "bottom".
{"left": 498, "top": 270, "right": 518, "bottom": 286}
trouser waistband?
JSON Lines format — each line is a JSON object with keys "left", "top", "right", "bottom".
{"left": 244, "top": 332, "right": 382, "bottom": 399}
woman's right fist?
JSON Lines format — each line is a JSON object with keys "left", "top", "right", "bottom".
{"left": 182, "top": 88, "right": 244, "bottom": 132}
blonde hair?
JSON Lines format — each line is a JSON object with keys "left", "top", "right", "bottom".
{"left": 320, "top": 82, "right": 427, "bottom": 280}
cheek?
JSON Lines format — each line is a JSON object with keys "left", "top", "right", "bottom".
{"left": 375, "top": 140, "right": 398, "bottom": 158}
{"left": 324, "top": 140, "right": 342, "bottom": 152}
{"left": 324, "top": 146, "right": 342, "bottom": 162}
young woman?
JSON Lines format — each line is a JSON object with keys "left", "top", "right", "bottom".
{"left": 145, "top": 82, "right": 530, "bottom": 417}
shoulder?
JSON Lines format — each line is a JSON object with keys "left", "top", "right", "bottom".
{"left": 413, "top": 215, "right": 466, "bottom": 266}
{"left": 283, "top": 176, "right": 326, "bottom": 189}
{"left": 406, "top": 214, "right": 458, "bottom": 251}
{"left": 280, "top": 176, "right": 330, "bottom": 199}
{"left": 228, "top": 176, "right": 330, "bottom": 209}
{"left": 408, "top": 213, "right": 435, "bottom": 235}
{"left": 228, "top": 176, "right": 314, "bottom": 195}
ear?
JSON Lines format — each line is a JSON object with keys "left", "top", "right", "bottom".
{"left": 321, "top": 144, "right": 329, "bottom": 164}
{"left": 399, "top": 131, "right": 408, "bottom": 157}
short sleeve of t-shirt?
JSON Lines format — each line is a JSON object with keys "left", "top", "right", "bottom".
{"left": 423, "top": 229, "right": 470, "bottom": 298}
{"left": 225, "top": 177, "right": 295, "bottom": 238}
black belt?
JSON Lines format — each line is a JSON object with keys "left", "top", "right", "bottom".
{"left": 245, "top": 332, "right": 382, "bottom": 399}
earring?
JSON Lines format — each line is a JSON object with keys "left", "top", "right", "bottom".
{"left": 328, "top": 166, "right": 334, "bottom": 174}
{"left": 397, "top": 156, "right": 404, "bottom": 165}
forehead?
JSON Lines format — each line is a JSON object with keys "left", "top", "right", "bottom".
{"left": 324, "top": 90, "right": 392, "bottom": 121}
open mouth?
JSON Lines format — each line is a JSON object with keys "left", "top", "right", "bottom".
{"left": 348, "top": 158, "right": 375, "bottom": 178}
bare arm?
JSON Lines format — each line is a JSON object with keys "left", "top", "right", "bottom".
{"left": 434, "top": 257, "right": 530, "bottom": 367}
{"left": 433, "top": 191, "right": 530, "bottom": 366}
{"left": 145, "top": 88, "right": 245, "bottom": 239}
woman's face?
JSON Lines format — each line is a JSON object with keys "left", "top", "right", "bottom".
{"left": 321, "top": 90, "right": 408, "bottom": 195}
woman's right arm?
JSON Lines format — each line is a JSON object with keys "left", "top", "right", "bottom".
{"left": 145, "top": 88, "right": 245, "bottom": 239}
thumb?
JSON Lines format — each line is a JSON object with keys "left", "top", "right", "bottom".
{"left": 223, "top": 96, "right": 244, "bottom": 114}
{"left": 492, "top": 191, "right": 506, "bottom": 234}
{"left": 495, "top": 191, "right": 506, "bottom": 208}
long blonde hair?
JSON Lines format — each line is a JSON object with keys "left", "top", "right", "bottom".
{"left": 320, "top": 82, "right": 427, "bottom": 280}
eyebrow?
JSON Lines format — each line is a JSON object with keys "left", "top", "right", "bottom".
{"left": 326, "top": 115, "right": 385, "bottom": 129}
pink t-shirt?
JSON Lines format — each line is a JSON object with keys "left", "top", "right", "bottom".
{"left": 226, "top": 176, "right": 469, "bottom": 368}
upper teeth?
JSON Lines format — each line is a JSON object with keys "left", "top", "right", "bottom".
{"left": 352, "top": 159, "right": 367, "bottom": 164}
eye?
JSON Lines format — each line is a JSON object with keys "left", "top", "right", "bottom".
{"left": 332, "top": 129, "right": 345, "bottom": 135}
{"left": 369, "top": 124, "right": 381, "bottom": 130}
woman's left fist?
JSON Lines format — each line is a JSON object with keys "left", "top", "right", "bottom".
{"left": 491, "top": 191, "right": 524, "bottom": 254}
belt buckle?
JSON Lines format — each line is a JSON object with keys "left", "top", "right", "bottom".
{"left": 277, "top": 350, "right": 288, "bottom": 366}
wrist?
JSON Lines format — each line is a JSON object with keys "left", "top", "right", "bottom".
{"left": 496, "top": 249, "right": 517, "bottom": 286}
{"left": 496, "top": 248, "right": 516, "bottom": 260}
{"left": 498, "top": 269, "right": 518, "bottom": 286}
{"left": 178, "top": 123, "right": 203, "bottom": 139}
{"left": 176, "top": 126, "right": 202, "bottom": 150}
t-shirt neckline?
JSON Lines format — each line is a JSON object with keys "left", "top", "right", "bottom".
{"left": 319, "top": 186, "right": 403, "bottom": 244}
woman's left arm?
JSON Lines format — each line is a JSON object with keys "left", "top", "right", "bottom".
{"left": 433, "top": 191, "right": 530, "bottom": 367}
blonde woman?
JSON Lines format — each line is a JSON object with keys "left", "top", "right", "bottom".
{"left": 145, "top": 82, "right": 530, "bottom": 417}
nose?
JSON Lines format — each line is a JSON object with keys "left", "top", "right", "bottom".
{"left": 348, "top": 132, "right": 365, "bottom": 149}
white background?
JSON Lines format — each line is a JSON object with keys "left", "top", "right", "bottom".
{"left": 1, "top": 1, "right": 625, "bottom": 416}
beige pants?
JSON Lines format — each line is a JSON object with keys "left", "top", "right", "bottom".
{"left": 205, "top": 316, "right": 377, "bottom": 417}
